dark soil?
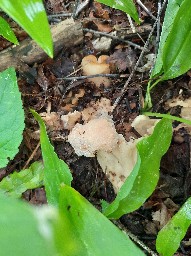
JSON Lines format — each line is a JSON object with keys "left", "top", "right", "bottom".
{"left": 1, "top": 1, "right": 191, "bottom": 255}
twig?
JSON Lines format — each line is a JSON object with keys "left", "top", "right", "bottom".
{"left": 57, "top": 73, "right": 123, "bottom": 81}
{"left": 127, "top": 14, "right": 136, "bottom": 33}
{"left": 112, "top": 0, "right": 168, "bottom": 110}
{"left": 48, "top": 13, "right": 72, "bottom": 18}
{"left": 73, "top": 0, "right": 81, "bottom": 18}
{"left": 156, "top": 1, "right": 161, "bottom": 55}
{"left": 83, "top": 28, "right": 148, "bottom": 52}
{"left": 73, "top": 0, "right": 90, "bottom": 18}
{"left": 136, "top": 0, "right": 157, "bottom": 20}
{"left": 112, "top": 220, "right": 158, "bottom": 256}
{"left": 22, "top": 142, "right": 40, "bottom": 170}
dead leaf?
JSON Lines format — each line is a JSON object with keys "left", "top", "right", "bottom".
{"left": 92, "top": 2, "right": 110, "bottom": 19}
{"left": 40, "top": 112, "right": 62, "bottom": 131}
{"left": 152, "top": 203, "right": 171, "bottom": 229}
{"left": 89, "top": 11, "right": 112, "bottom": 33}
{"left": 107, "top": 48, "right": 136, "bottom": 72}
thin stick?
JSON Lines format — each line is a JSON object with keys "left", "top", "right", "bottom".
{"left": 73, "top": 0, "right": 90, "bottom": 18}
{"left": 155, "top": 1, "right": 161, "bottom": 55}
{"left": 73, "top": 0, "right": 81, "bottom": 18}
{"left": 113, "top": 220, "right": 158, "bottom": 256}
{"left": 23, "top": 142, "right": 40, "bottom": 170}
{"left": 48, "top": 13, "right": 72, "bottom": 18}
{"left": 57, "top": 73, "right": 122, "bottom": 81}
{"left": 127, "top": 14, "right": 136, "bottom": 33}
{"left": 112, "top": 0, "right": 168, "bottom": 110}
{"left": 83, "top": 28, "right": 148, "bottom": 52}
{"left": 136, "top": 0, "right": 157, "bottom": 20}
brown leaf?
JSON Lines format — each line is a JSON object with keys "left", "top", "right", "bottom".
{"left": 92, "top": 2, "right": 110, "bottom": 19}
{"left": 107, "top": 48, "right": 136, "bottom": 72}
{"left": 89, "top": 11, "right": 112, "bottom": 33}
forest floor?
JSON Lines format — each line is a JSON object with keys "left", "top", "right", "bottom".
{"left": 1, "top": 1, "right": 191, "bottom": 255}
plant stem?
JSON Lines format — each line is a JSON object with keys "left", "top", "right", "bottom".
{"left": 143, "top": 112, "right": 191, "bottom": 126}
{"left": 144, "top": 78, "right": 162, "bottom": 109}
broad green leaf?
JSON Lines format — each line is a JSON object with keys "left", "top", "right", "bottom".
{"left": 31, "top": 109, "right": 72, "bottom": 206}
{"left": 0, "top": 16, "right": 18, "bottom": 44}
{"left": 162, "top": 0, "right": 191, "bottom": 79}
{"left": 0, "top": 193, "right": 57, "bottom": 256}
{"left": 151, "top": 0, "right": 184, "bottom": 78}
{"left": 103, "top": 118, "right": 172, "bottom": 219}
{"left": 156, "top": 197, "right": 191, "bottom": 256}
{"left": 0, "top": 161, "right": 44, "bottom": 198}
{"left": 0, "top": 0, "right": 53, "bottom": 57}
{"left": 0, "top": 68, "right": 25, "bottom": 168}
{"left": 145, "top": 0, "right": 185, "bottom": 109}
{"left": 96, "top": 0, "right": 140, "bottom": 23}
{"left": 55, "top": 184, "right": 145, "bottom": 256}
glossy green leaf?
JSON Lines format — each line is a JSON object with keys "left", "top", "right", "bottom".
{"left": 0, "top": 0, "right": 53, "bottom": 57}
{"left": 145, "top": 0, "right": 186, "bottom": 109}
{"left": 0, "top": 68, "right": 25, "bottom": 168}
{"left": 96, "top": 0, "right": 140, "bottom": 23}
{"left": 0, "top": 193, "right": 57, "bottom": 256}
{"left": 162, "top": 0, "right": 191, "bottom": 79}
{"left": 156, "top": 197, "right": 191, "bottom": 256}
{"left": 103, "top": 118, "right": 172, "bottom": 219}
{"left": 151, "top": 0, "right": 184, "bottom": 78}
{"left": 55, "top": 184, "right": 145, "bottom": 256}
{"left": 0, "top": 16, "right": 18, "bottom": 44}
{"left": 0, "top": 161, "right": 44, "bottom": 198}
{"left": 31, "top": 109, "right": 72, "bottom": 206}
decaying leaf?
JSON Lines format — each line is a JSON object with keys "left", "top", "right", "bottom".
{"left": 40, "top": 112, "right": 62, "bottom": 131}
{"left": 136, "top": 54, "right": 155, "bottom": 73}
{"left": 107, "top": 48, "right": 136, "bottom": 72}
{"left": 131, "top": 115, "right": 159, "bottom": 136}
{"left": 92, "top": 36, "right": 112, "bottom": 52}
{"left": 165, "top": 96, "right": 191, "bottom": 134}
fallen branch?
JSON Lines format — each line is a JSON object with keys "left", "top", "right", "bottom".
{"left": 0, "top": 18, "right": 83, "bottom": 71}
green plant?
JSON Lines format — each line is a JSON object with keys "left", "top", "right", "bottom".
{"left": 0, "top": 16, "right": 18, "bottom": 44}
{"left": 0, "top": 0, "right": 53, "bottom": 57}
{"left": 145, "top": 0, "right": 191, "bottom": 108}
{"left": 96, "top": 0, "right": 140, "bottom": 23}
{"left": 0, "top": 68, "right": 24, "bottom": 168}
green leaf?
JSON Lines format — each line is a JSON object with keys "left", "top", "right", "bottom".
{"left": 96, "top": 0, "right": 140, "bottom": 23}
{"left": 0, "top": 161, "right": 44, "bottom": 198}
{"left": 0, "top": 68, "right": 25, "bottom": 168}
{"left": 0, "top": 16, "right": 18, "bottom": 44}
{"left": 55, "top": 184, "right": 145, "bottom": 256}
{"left": 103, "top": 118, "right": 172, "bottom": 219}
{"left": 31, "top": 109, "right": 72, "bottom": 206}
{"left": 151, "top": 0, "right": 184, "bottom": 78}
{"left": 0, "top": 193, "right": 57, "bottom": 256}
{"left": 0, "top": 0, "right": 53, "bottom": 57}
{"left": 145, "top": 0, "right": 185, "bottom": 109}
{"left": 161, "top": 0, "right": 191, "bottom": 79}
{"left": 156, "top": 197, "right": 191, "bottom": 256}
